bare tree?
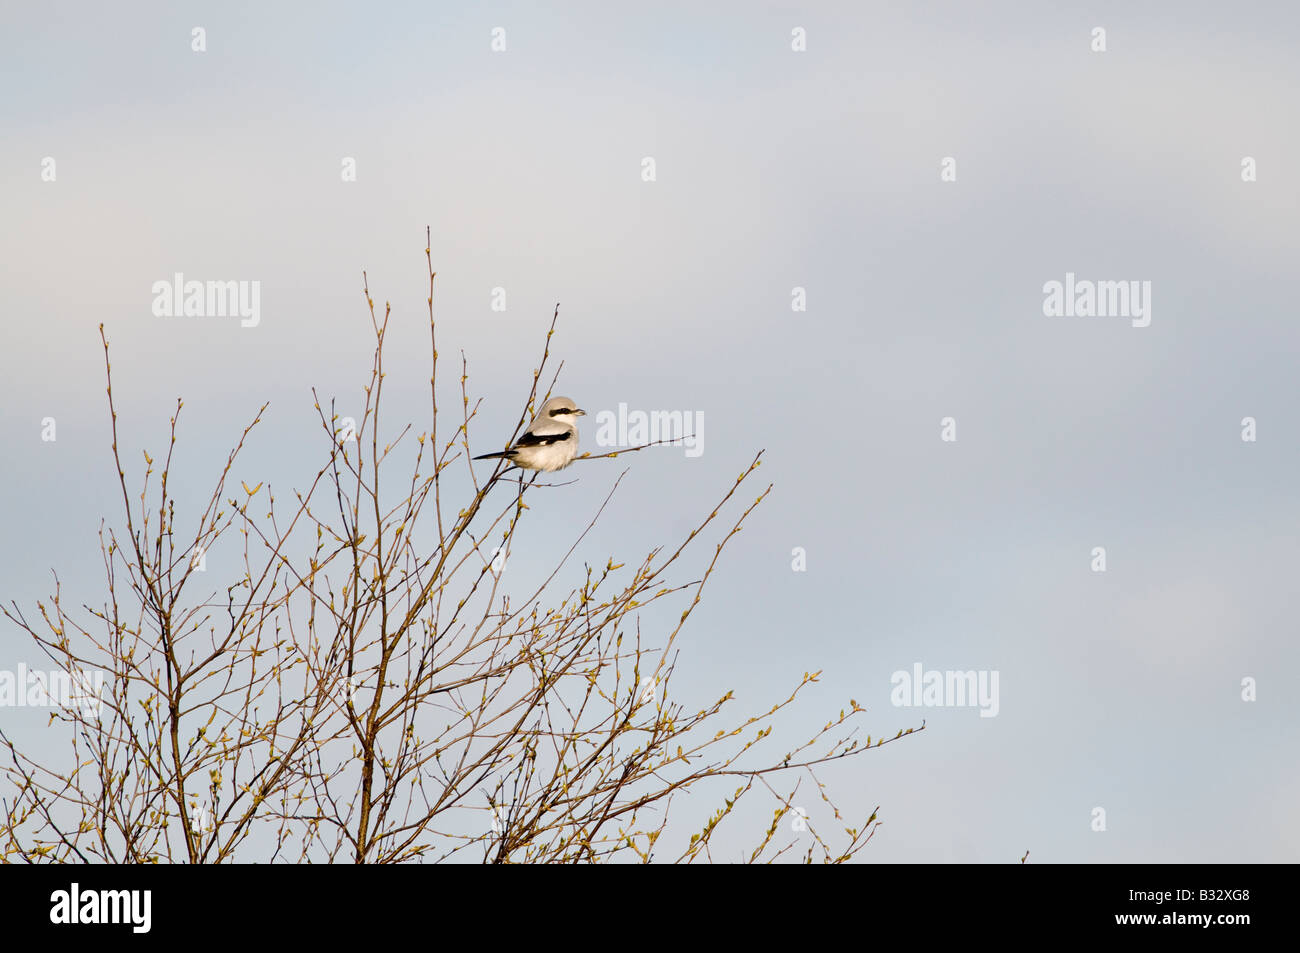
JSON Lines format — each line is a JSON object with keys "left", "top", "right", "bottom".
{"left": 1, "top": 232, "right": 922, "bottom": 863}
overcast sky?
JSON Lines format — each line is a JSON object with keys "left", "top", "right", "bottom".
{"left": 2, "top": 1, "right": 1298, "bottom": 862}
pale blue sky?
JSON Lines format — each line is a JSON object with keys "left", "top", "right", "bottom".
{"left": 2, "top": 1, "right": 1298, "bottom": 862}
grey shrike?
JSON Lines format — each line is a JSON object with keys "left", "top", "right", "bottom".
{"left": 473, "top": 396, "right": 586, "bottom": 472}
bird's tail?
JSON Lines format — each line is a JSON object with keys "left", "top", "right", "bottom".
{"left": 473, "top": 450, "right": 515, "bottom": 460}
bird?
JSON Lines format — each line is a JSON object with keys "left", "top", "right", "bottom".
{"left": 473, "top": 396, "right": 587, "bottom": 472}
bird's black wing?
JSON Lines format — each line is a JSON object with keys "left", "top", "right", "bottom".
{"left": 513, "top": 429, "right": 574, "bottom": 448}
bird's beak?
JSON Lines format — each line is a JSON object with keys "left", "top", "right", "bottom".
{"left": 575, "top": 409, "right": 587, "bottom": 416}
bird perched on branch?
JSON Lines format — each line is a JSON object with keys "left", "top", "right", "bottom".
{"left": 473, "top": 396, "right": 586, "bottom": 472}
